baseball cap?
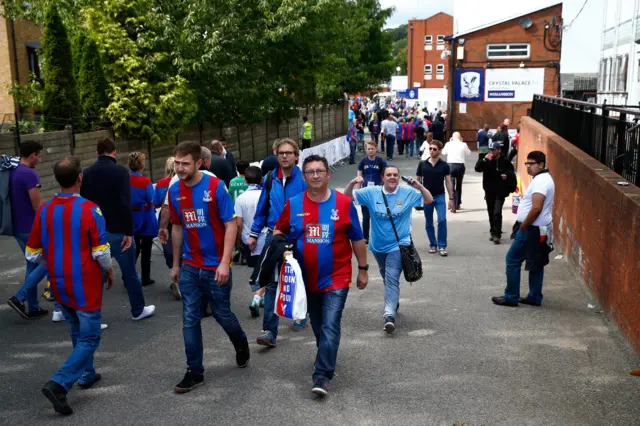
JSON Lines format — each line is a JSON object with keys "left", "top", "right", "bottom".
{"left": 488, "top": 141, "right": 501, "bottom": 150}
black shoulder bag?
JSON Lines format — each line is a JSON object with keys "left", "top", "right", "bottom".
{"left": 381, "top": 190, "right": 423, "bottom": 283}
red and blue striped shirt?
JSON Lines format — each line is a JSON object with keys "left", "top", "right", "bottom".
{"left": 153, "top": 175, "right": 172, "bottom": 207}
{"left": 130, "top": 172, "right": 158, "bottom": 237}
{"left": 26, "top": 194, "right": 110, "bottom": 311}
{"left": 168, "top": 173, "right": 235, "bottom": 270}
{"left": 275, "top": 189, "right": 363, "bottom": 293}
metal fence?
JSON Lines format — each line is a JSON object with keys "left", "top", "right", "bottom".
{"left": 531, "top": 94, "right": 640, "bottom": 186}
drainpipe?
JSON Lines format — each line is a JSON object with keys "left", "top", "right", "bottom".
{"left": 9, "top": 18, "right": 22, "bottom": 120}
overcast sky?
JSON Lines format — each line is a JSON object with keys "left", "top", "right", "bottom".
{"left": 381, "top": 0, "right": 454, "bottom": 28}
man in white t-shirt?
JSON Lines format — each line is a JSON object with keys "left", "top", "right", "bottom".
{"left": 441, "top": 132, "right": 471, "bottom": 211}
{"left": 234, "top": 166, "right": 267, "bottom": 318}
{"left": 493, "top": 151, "right": 555, "bottom": 308}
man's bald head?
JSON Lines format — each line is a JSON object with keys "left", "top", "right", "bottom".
{"left": 210, "top": 140, "right": 223, "bottom": 155}
{"left": 54, "top": 156, "right": 82, "bottom": 188}
{"left": 452, "top": 132, "right": 462, "bottom": 141}
{"left": 200, "top": 147, "right": 212, "bottom": 169}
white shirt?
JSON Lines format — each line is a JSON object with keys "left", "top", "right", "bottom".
{"left": 381, "top": 119, "right": 397, "bottom": 136}
{"left": 441, "top": 140, "right": 471, "bottom": 164}
{"left": 516, "top": 172, "right": 555, "bottom": 226}
{"left": 163, "top": 170, "right": 215, "bottom": 205}
{"left": 234, "top": 186, "right": 262, "bottom": 245}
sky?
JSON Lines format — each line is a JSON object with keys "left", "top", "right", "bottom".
{"left": 380, "top": 0, "right": 453, "bottom": 28}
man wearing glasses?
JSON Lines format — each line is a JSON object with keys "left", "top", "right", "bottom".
{"left": 248, "top": 138, "right": 307, "bottom": 346}
{"left": 274, "top": 155, "right": 368, "bottom": 396}
{"left": 492, "top": 151, "right": 555, "bottom": 307}
{"left": 416, "top": 140, "right": 454, "bottom": 257}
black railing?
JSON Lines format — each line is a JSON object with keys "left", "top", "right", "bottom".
{"left": 531, "top": 95, "right": 640, "bottom": 186}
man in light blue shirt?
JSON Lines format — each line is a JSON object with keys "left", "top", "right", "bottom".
{"left": 345, "top": 166, "right": 432, "bottom": 333}
{"left": 348, "top": 109, "right": 355, "bottom": 129}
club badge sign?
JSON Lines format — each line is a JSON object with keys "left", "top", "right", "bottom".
{"left": 485, "top": 68, "right": 545, "bottom": 102}
{"left": 454, "top": 69, "right": 485, "bottom": 102}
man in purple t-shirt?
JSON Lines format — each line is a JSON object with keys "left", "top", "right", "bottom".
{"left": 6, "top": 141, "right": 49, "bottom": 319}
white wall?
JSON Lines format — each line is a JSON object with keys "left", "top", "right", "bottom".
{"left": 453, "top": 0, "right": 604, "bottom": 74}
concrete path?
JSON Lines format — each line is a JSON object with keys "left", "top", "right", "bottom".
{"left": 0, "top": 152, "right": 638, "bottom": 426}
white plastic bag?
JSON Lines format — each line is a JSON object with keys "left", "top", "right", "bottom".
{"left": 275, "top": 254, "right": 307, "bottom": 321}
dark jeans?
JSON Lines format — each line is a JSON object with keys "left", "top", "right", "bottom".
{"left": 107, "top": 232, "right": 145, "bottom": 317}
{"left": 485, "top": 193, "right": 506, "bottom": 237}
{"left": 449, "top": 163, "right": 465, "bottom": 208}
{"left": 361, "top": 205, "right": 371, "bottom": 241}
{"left": 508, "top": 148, "right": 518, "bottom": 162}
{"left": 308, "top": 287, "right": 349, "bottom": 381}
{"left": 349, "top": 140, "right": 357, "bottom": 164}
{"left": 504, "top": 230, "right": 545, "bottom": 304}
{"left": 134, "top": 235, "right": 153, "bottom": 284}
{"left": 385, "top": 134, "right": 396, "bottom": 160}
{"left": 372, "top": 132, "right": 379, "bottom": 144}
{"left": 51, "top": 305, "right": 101, "bottom": 391}
{"left": 179, "top": 264, "right": 247, "bottom": 375}
{"left": 302, "top": 138, "right": 311, "bottom": 150}
{"left": 397, "top": 139, "right": 405, "bottom": 155}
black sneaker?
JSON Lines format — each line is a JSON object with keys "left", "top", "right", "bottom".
{"left": 27, "top": 307, "right": 49, "bottom": 319}
{"left": 311, "top": 378, "right": 329, "bottom": 397}
{"left": 491, "top": 296, "right": 518, "bottom": 307}
{"left": 78, "top": 373, "right": 101, "bottom": 389}
{"left": 383, "top": 316, "right": 395, "bottom": 334}
{"left": 174, "top": 371, "right": 204, "bottom": 394}
{"left": 519, "top": 297, "right": 542, "bottom": 307}
{"left": 42, "top": 380, "right": 73, "bottom": 415}
{"left": 142, "top": 279, "right": 155, "bottom": 287}
{"left": 7, "top": 296, "right": 29, "bottom": 320}
{"left": 232, "top": 248, "right": 242, "bottom": 263}
{"left": 235, "top": 341, "right": 250, "bottom": 368}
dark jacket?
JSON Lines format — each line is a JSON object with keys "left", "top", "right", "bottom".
{"left": 430, "top": 119, "right": 444, "bottom": 141}
{"left": 225, "top": 151, "right": 236, "bottom": 175}
{"left": 474, "top": 155, "right": 515, "bottom": 197}
{"left": 511, "top": 223, "right": 551, "bottom": 272}
{"left": 492, "top": 131, "right": 510, "bottom": 157}
{"left": 209, "top": 154, "right": 234, "bottom": 188}
{"left": 80, "top": 155, "right": 133, "bottom": 235}
{"left": 261, "top": 155, "right": 279, "bottom": 176}
{"left": 254, "top": 234, "right": 294, "bottom": 288}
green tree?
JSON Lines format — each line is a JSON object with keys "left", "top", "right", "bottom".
{"left": 72, "top": 31, "right": 87, "bottom": 83}
{"left": 77, "top": 37, "right": 109, "bottom": 130}
{"left": 41, "top": 2, "right": 77, "bottom": 130}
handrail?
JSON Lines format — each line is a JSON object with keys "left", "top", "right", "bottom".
{"left": 534, "top": 94, "right": 640, "bottom": 116}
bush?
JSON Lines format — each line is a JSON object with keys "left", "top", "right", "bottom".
{"left": 78, "top": 37, "right": 109, "bottom": 131}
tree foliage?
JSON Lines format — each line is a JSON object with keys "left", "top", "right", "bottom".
{"left": 77, "top": 36, "right": 109, "bottom": 130}
{"left": 41, "top": 2, "right": 77, "bottom": 131}
{"left": 5, "top": 0, "right": 394, "bottom": 141}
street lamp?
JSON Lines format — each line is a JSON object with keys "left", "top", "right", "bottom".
{"left": 396, "top": 66, "right": 401, "bottom": 75}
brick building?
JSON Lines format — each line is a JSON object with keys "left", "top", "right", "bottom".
{"left": 0, "top": 14, "right": 43, "bottom": 122}
{"left": 406, "top": 12, "right": 453, "bottom": 111}
{"left": 447, "top": 4, "right": 562, "bottom": 144}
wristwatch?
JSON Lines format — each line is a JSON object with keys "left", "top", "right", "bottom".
{"left": 358, "top": 264, "right": 369, "bottom": 271}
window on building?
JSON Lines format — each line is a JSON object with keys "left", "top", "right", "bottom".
{"left": 598, "top": 58, "right": 606, "bottom": 92}
{"left": 424, "top": 64, "right": 432, "bottom": 74}
{"left": 26, "top": 44, "right": 42, "bottom": 82}
{"left": 424, "top": 35, "right": 432, "bottom": 44}
{"left": 637, "top": 59, "right": 640, "bottom": 83}
{"left": 486, "top": 43, "right": 530, "bottom": 59}
{"left": 617, "top": 54, "right": 628, "bottom": 92}
{"left": 436, "top": 64, "right": 445, "bottom": 74}
{"left": 436, "top": 35, "right": 445, "bottom": 44}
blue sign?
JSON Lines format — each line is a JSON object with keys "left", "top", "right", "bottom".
{"left": 487, "top": 90, "right": 515, "bottom": 99}
{"left": 454, "top": 69, "right": 485, "bottom": 102}
{"left": 396, "top": 89, "right": 419, "bottom": 100}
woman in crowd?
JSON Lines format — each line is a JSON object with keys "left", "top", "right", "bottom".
{"left": 128, "top": 152, "right": 159, "bottom": 287}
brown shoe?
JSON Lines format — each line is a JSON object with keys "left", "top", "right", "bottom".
{"left": 631, "top": 368, "right": 640, "bottom": 376}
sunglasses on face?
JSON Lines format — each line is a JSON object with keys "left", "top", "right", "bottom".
{"left": 429, "top": 147, "right": 439, "bottom": 151}
{"left": 524, "top": 161, "right": 540, "bottom": 166}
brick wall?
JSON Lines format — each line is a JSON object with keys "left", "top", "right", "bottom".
{"left": 0, "top": 103, "right": 348, "bottom": 197}
{"left": 451, "top": 4, "right": 562, "bottom": 144}
{"left": 518, "top": 116, "right": 640, "bottom": 353}
{"left": 407, "top": 13, "right": 453, "bottom": 89}
{"left": 0, "top": 19, "right": 16, "bottom": 116}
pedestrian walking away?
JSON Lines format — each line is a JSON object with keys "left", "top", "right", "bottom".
{"left": 441, "top": 132, "right": 471, "bottom": 211}
{"left": 168, "top": 141, "right": 250, "bottom": 394}
{"left": 6, "top": 141, "right": 51, "bottom": 320}
{"left": 348, "top": 121, "right": 358, "bottom": 164}
{"left": 249, "top": 138, "right": 307, "bottom": 344}
{"left": 356, "top": 141, "right": 387, "bottom": 244}
{"left": 28, "top": 156, "right": 115, "bottom": 415}
{"left": 346, "top": 166, "right": 432, "bottom": 333}
{"left": 275, "top": 154, "right": 369, "bottom": 396}
{"left": 381, "top": 115, "right": 397, "bottom": 160}
{"left": 128, "top": 152, "right": 159, "bottom": 288}
{"left": 80, "top": 138, "right": 154, "bottom": 321}
{"left": 492, "top": 151, "right": 555, "bottom": 308}
{"left": 209, "top": 140, "right": 235, "bottom": 188}
{"left": 416, "top": 140, "right": 454, "bottom": 256}
{"left": 300, "top": 116, "right": 313, "bottom": 150}
{"left": 477, "top": 124, "right": 490, "bottom": 161}
{"left": 474, "top": 141, "right": 516, "bottom": 245}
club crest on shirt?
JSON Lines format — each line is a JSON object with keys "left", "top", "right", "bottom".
{"left": 330, "top": 208, "right": 340, "bottom": 221}
{"left": 94, "top": 207, "right": 103, "bottom": 216}
{"left": 202, "top": 190, "right": 212, "bottom": 202}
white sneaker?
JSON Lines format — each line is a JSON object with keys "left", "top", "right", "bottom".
{"left": 101, "top": 324, "right": 108, "bottom": 330}
{"left": 52, "top": 310, "right": 64, "bottom": 322}
{"left": 132, "top": 305, "right": 156, "bottom": 321}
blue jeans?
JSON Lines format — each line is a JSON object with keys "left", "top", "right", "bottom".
{"left": 14, "top": 232, "right": 46, "bottom": 312}
{"left": 180, "top": 264, "right": 247, "bottom": 375}
{"left": 107, "top": 233, "right": 145, "bottom": 317}
{"left": 385, "top": 135, "right": 395, "bottom": 160}
{"left": 372, "top": 250, "right": 402, "bottom": 318}
{"left": 407, "top": 139, "right": 415, "bottom": 157}
{"left": 308, "top": 287, "right": 349, "bottom": 381}
{"left": 349, "top": 140, "right": 357, "bottom": 163}
{"left": 424, "top": 194, "right": 447, "bottom": 249}
{"left": 504, "top": 230, "right": 545, "bottom": 304}
{"left": 51, "top": 305, "right": 101, "bottom": 391}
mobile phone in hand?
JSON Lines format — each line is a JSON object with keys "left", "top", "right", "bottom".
{"left": 401, "top": 176, "right": 412, "bottom": 184}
